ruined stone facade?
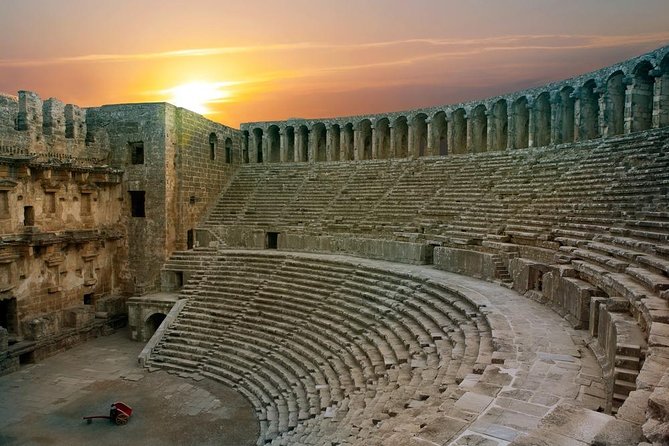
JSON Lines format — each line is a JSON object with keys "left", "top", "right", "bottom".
{"left": 0, "top": 93, "right": 240, "bottom": 373}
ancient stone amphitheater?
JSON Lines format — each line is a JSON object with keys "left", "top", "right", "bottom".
{"left": 141, "top": 45, "right": 669, "bottom": 445}
{"left": 1, "top": 45, "right": 669, "bottom": 445}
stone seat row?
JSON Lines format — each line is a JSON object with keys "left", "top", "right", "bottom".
{"left": 148, "top": 250, "right": 492, "bottom": 445}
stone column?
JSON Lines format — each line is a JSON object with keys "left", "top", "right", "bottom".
{"left": 426, "top": 118, "right": 434, "bottom": 156}
{"left": 550, "top": 100, "right": 560, "bottom": 144}
{"left": 446, "top": 113, "right": 455, "bottom": 153}
{"left": 262, "top": 134, "right": 269, "bottom": 163}
{"left": 407, "top": 123, "right": 415, "bottom": 158}
{"left": 528, "top": 100, "right": 536, "bottom": 147}
{"left": 294, "top": 132, "right": 302, "bottom": 162}
{"left": 624, "top": 82, "right": 634, "bottom": 134}
{"left": 325, "top": 127, "right": 333, "bottom": 161}
{"left": 486, "top": 112, "right": 494, "bottom": 151}
{"left": 573, "top": 95, "right": 583, "bottom": 141}
{"left": 652, "top": 73, "right": 666, "bottom": 128}
{"left": 507, "top": 106, "right": 516, "bottom": 149}
{"left": 389, "top": 125, "right": 396, "bottom": 158}
{"left": 307, "top": 130, "right": 315, "bottom": 163}
{"left": 465, "top": 112, "right": 473, "bottom": 153}
{"left": 250, "top": 132, "right": 258, "bottom": 163}
{"left": 339, "top": 127, "right": 346, "bottom": 161}
{"left": 353, "top": 128, "right": 360, "bottom": 161}
{"left": 598, "top": 91, "right": 607, "bottom": 137}
{"left": 371, "top": 126, "right": 377, "bottom": 160}
{"left": 279, "top": 129, "right": 287, "bottom": 162}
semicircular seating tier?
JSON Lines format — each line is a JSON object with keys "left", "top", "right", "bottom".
{"left": 174, "top": 127, "right": 669, "bottom": 444}
{"left": 150, "top": 250, "right": 492, "bottom": 444}
{"left": 149, "top": 250, "right": 617, "bottom": 446}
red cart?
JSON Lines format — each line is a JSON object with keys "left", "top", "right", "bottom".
{"left": 83, "top": 401, "right": 133, "bottom": 425}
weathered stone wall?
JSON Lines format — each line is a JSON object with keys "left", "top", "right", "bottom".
{"left": 86, "top": 103, "right": 167, "bottom": 295}
{"left": 433, "top": 247, "right": 497, "bottom": 280}
{"left": 0, "top": 91, "right": 127, "bottom": 375}
{"left": 169, "top": 106, "right": 240, "bottom": 251}
{"left": 0, "top": 91, "right": 107, "bottom": 158}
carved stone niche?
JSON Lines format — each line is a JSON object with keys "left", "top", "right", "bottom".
{"left": 81, "top": 244, "right": 99, "bottom": 287}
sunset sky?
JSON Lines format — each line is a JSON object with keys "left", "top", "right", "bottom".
{"left": 1, "top": 0, "right": 668, "bottom": 127}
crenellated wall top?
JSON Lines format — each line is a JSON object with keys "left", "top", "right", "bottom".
{"left": 241, "top": 44, "right": 669, "bottom": 132}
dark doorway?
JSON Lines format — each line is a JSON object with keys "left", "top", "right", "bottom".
{"left": 187, "top": 229, "right": 194, "bottom": 249}
{"left": 145, "top": 313, "right": 167, "bottom": 339}
{"left": 175, "top": 271, "right": 184, "bottom": 289}
{"left": 83, "top": 293, "right": 94, "bottom": 306}
{"left": 19, "top": 351, "right": 35, "bottom": 365}
{"left": 266, "top": 232, "right": 279, "bottom": 249}
{"left": 24, "top": 206, "right": 34, "bottom": 226}
{"left": 0, "top": 297, "right": 18, "bottom": 335}
{"left": 129, "top": 191, "right": 146, "bottom": 217}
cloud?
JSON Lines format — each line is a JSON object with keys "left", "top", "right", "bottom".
{"left": 0, "top": 32, "right": 667, "bottom": 68}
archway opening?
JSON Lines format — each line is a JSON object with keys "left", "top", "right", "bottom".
{"left": 145, "top": 313, "right": 167, "bottom": 339}
{"left": 606, "top": 71, "right": 625, "bottom": 136}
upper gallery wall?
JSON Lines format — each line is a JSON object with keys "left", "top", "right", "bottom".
{"left": 241, "top": 45, "right": 669, "bottom": 163}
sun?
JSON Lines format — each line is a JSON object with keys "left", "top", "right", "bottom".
{"left": 164, "top": 81, "right": 231, "bottom": 115}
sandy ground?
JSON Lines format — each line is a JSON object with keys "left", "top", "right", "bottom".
{"left": 0, "top": 329, "right": 258, "bottom": 446}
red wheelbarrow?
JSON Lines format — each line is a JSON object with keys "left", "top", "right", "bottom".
{"left": 83, "top": 401, "right": 133, "bottom": 425}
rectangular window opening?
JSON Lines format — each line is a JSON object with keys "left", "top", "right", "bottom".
{"left": 44, "top": 192, "right": 56, "bottom": 214}
{"left": 266, "top": 232, "right": 279, "bottom": 250}
{"left": 24, "top": 206, "right": 35, "bottom": 226}
{"left": 130, "top": 142, "right": 144, "bottom": 165}
{"left": 83, "top": 293, "right": 94, "bottom": 306}
{"left": 129, "top": 191, "right": 146, "bottom": 217}
{"left": 0, "top": 191, "right": 9, "bottom": 218}
{"left": 81, "top": 193, "right": 91, "bottom": 216}
{"left": 0, "top": 297, "right": 18, "bottom": 335}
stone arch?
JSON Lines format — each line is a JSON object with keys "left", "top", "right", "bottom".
{"left": 412, "top": 114, "right": 428, "bottom": 157}
{"left": 342, "top": 123, "right": 354, "bottom": 161}
{"left": 267, "top": 125, "right": 280, "bottom": 163}
{"left": 375, "top": 118, "right": 391, "bottom": 159}
{"left": 329, "top": 124, "right": 341, "bottom": 161}
{"left": 297, "top": 125, "right": 309, "bottom": 162}
{"left": 579, "top": 80, "right": 600, "bottom": 140}
{"left": 393, "top": 116, "right": 409, "bottom": 158}
{"left": 252, "top": 128, "right": 264, "bottom": 163}
{"left": 284, "top": 126, "right": 295, "bottom": 162}
{"left": 208, "top": 132, "right": 218, "bottom": 160}
{"left": 145, "top": 312, "right": 167, "bottom": 339}
{"left": 605, "top": 71, "right": 625, "bottom": 136}
{"left": 357, "top": 119, "right": 372, "bottom": 160}
{"left": 451, "top": 109, "right": 467, "bottom": 154}
{"left": 491, "top": 99, "right": 508, "bottom": 151}
{"left": 312, "top": 123, "right": 327, "bottom": 162}
{"left": 242, "top": 130, "right": 250, "bottom": 163}
{"left": 470, "top": 105, "right": 487, "bottom": 152}
{"left": 629, "top": 60, "right": 654, "bottom": 132}
{"left": 513, "top": 97, "right": 529, "bottom": 149}
{"left": 534, "top": 92, "right": 551, "bottom": 147}
{"left": 558, "top": 87, "right": 575, "bottom": 143}
{"left": 432, "top": 111, "right": 448, "bottom": 156}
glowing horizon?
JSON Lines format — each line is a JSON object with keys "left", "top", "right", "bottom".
{"left": 1, "top": 1, "right": 668, "bottom": 127}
